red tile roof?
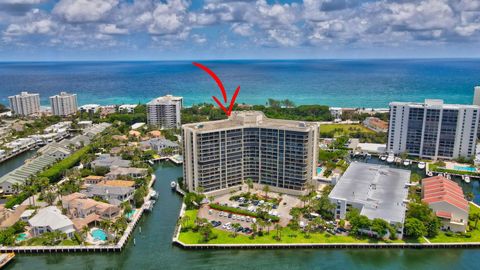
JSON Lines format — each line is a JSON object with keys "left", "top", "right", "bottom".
{"left": 436, "top": 211, "right": 452, "bottom": 219}
{"left": 421, "top": 176, "right": 469, "bottom": 212}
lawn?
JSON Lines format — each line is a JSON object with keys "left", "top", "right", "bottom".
{"left": 320, "top": 124, "right": 374, "bottom": 136}
{"left": 178, "top": 210, "right": 422, "bottom": 245}
{"left": 428, "top": 202, "right": 480, "bottom": 243}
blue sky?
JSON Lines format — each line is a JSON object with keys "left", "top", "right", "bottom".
{"left": 0, "top": 0, "right": 480, "bottom": 60}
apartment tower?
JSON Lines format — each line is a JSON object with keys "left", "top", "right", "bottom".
{"left": 146, "top": 95, "right": 183, "bottom": 129}
{"left": 8, "top": 91, "right": 41, "bottom": 116}
{"left": 50, "top": 91, "right": 78, "bottom": 116}
{"left": 387, "top": 99, "right": 479, "bottom": 160}
{"left": 183, "top": 111, "right": 319, "bottom": 195}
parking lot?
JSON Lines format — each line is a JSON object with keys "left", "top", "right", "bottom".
{"left": 212, "top": 190, "right": 302, "bottom": 226}
{"left": 198, "top": 206, "right": 257, "bottom": 234}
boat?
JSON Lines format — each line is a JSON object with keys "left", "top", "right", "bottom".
{"left": 418, "top": 162, "right": 426, "bottom": 169}
{"left": 446, "top": 174, "right": 451, "bottom": 180}
{"left": 427, "top": 171, "right": 433, "bottom": 177}
{"left": 149, "top": 190, "right": 158, "bottom": 199}
{"left": 380, "top": 155, "right": 387, "bottom": 161}
{"left": 403, "top": 159, "right": 411, "bottom": 166}
{"left": 365, "top": 153, "right": 371, "bottom": 159}
{"left": 170, "top": 181, "right": 177, "bottom": 189}
{"left": 465, "top": 176, "right": 471, "bottom": 183}
{"left": 386, "top": 153, "right": 395, "bottom": 163}
{"left": 0, "top": 253, "right": 15, "bottom": 268}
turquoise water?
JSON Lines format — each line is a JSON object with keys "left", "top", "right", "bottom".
{"left": 15, "top": 233, "right": 27, "bottom": 242}
{"left": 125, "top": 210, "right": 136, "bottom": 219}
{"left": 454, "top": 165, "right": 477, "bottom": 172}
{"left": 1, "top": 60, "right": 480, "bottom": 108}
{"left": 91, "top": 229, "right": 107, "bottom": 241}
{"left": 317, "top": 167, "right": 323, "bottom": 174}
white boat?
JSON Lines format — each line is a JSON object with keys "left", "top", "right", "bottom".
{"left": 418, "top": 162, "right": 426, "bottom": 169}
{"left": 403, "top": 159, "right": 411, "bottom": 166}
{"left": 386, "top": 153, "right": 395, "bottom": 163}
{"left": 446, "top": 174, "right": 451, "bottom": 180}
{"left": 465, "top": 176, "right": 471, "bottom": 183}
{"left": 170, "top": 181, "right": 177, "bottom": 189}
{"left": 380, "top": 155, "right": 387, "bottom": 161}
{"left": 427, "top": 171, "right": 433, "bottom": 177}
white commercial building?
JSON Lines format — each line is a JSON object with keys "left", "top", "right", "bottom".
{"left": 388, "top": 99, "right": 479, "bottom": 160}
{"left": 8, "top": 91, "right": 41, "bottom": 116}
{"left": 329, "top": 162, "right": 410, "bottom": 239}
{"left": 50, "top": 91, "right": 78, "bottom": 116}
{"left": 147, "top": 95, "right": 183, "bottom": 129}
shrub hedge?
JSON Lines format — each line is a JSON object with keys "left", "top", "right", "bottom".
{"left": 38, "top": 145, "right": 92, "bottom": 182}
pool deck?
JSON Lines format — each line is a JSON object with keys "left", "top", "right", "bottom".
{"left": 0, "top": 174, "right": 156, "bottom": 254}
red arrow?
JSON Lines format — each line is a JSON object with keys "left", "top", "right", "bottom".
{"left": 193, "top": 62, "right": 240, "bottom": 117}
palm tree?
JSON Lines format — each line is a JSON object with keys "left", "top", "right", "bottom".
{"left": 11, "top": 183, "right": 21, "bottom": 194}
{"left": 180, "top": 215, "right": 191, "bottom": 228}
{"left": 471, "top": 212, "right": 480, "bottom": 229}
{"left": 231, "top": 223, "right": 241, "bottom": 237}
{"left": 262, "top": 185, "right": 270, "bottom": 198}
{"left": 274, "top": 224, "right": 282, "bottom": 241}
{"left": 246, "top": 178, "right": 253, "bottom": 193}
{"left": 251, "top": 223, "right": 258, "bottom": 238}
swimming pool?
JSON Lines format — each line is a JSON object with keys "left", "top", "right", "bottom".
{"left": 16, "top": 233, "right": 27, "bottom": 242}
{"left": 91, "top": 229, "right": 107, "bottom": 241}
{"left": 454, "top": 165, "right": 477, "bottom": 172}
{"left": 316, "top": 167, "right": 323, "bottom": 174}
{"left": 125, "top": 210, "right": 136, "bottom": 219}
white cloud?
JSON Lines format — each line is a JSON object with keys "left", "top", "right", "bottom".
{"left": 53, "top": 0, "right": 119, "bottom": 23}
{"left": 98, "top": 23, "right": 128, "bottom": 34}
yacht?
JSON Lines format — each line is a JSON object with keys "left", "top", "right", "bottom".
{"left": 465, "top": 176, "right": 471, "bottom": 183}
{"left": 403, "top": 159, "right": 411, "bottom": 166}
{"left": 426, "top": 171, "right": 433, "bottom": 177}
{"left": 170, "top": 181, "right": 177, "bottom": 189}
{"left": 386, "top": 153, "right": 395, "bottom": 163}
{"left": 380, "top": 155, "right": 387, "bottom": 161}
{"left": 418, "top": 162, "right": 426, "bottom": 169}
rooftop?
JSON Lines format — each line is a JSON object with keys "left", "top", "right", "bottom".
{"left": 422, "top": 176, "right": 469, "bottom": 213}
{"left": 28, "top": 206, "right": 74, "bottom": 231}
{"left": 183, "top": 111, "right": 319, "bottom": 132}
{"left": 91, "top": 154, "right": 131, "bottom": 168}
{"left": 147, "top": 95, "right": 183, "bottom": 105}
{"left": 329, "top": 162, "right": 410, "bottom": 224}
{"left": 390, "top": 99, "right": 480, "bottom": 110}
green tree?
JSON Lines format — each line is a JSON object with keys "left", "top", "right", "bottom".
{"left": 262, "top": 185, "right": 270, "bottom": 198}
{"left": 371, "top": 218, "right": 389, "bottom": 238}
{"left": 246, "top": 178, "right": 253, "bottom": 193}
{"left": 405, "top": 217, "right": 427, "bottom": 238}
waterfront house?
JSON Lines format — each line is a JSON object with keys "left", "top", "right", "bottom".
{"left": 97, "top": 180, "right": 136, "bottom": 188}
{"left": 329, "top": 162, "right": 410, "bottom": 239}
{"left": 140, "top": 138, "right": 179, "bottom": 154}
{"left": 82, "top": 185, "right": 134, "bottom": 206}
{"left": 105, "top": 167, "right": 148, "bottom": 180}
{"left": 28, "top": 206, "right": 75, "bottom": 238}
{"left": 91, "top": 154, "right": 131, "bottom": 170}
{"left": 62, "top": 192, "right": 120, "bottom": 220}
{"left": 422, "top": 176, "right": 469, "bottom": 232}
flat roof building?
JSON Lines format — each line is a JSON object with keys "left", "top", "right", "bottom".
{"left": 50, "top": 91, "right": 78, "bottom": 116}
{"left": 183, "top": 111, "right": 319, "bottom": 196}
{"left": 329, "top": 162, "right": 410, "bottom": 238}
{"left": 147, "top": 95, "right": 182, "bottom": 129}
{"left": 8, "top": 91, "right": 41, "bottom": 116}
{"left": 388, "top": 99, "right": 479, "bottom": 160}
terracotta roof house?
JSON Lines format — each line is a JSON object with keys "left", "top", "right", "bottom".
{"left": 363, "top": 117, "right": 388, "bottom": 132}
{"left": 83, "top": 175, "right": 104, "bottom": 185}
{"left": 62, "top": 192, "right": 120, "bottom": 228}
{"left": 422, "top": 176, "right": 469, "bottom": 232}
{"left": 148, "top": 130, "right": 163, "bottom": 138}
{"left": 97, "top": 180, "right": 136, "bottom": 188}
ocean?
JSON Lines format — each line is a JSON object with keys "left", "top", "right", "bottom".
{"left": 1, "top": 59, "right": 480, "bottom": 108}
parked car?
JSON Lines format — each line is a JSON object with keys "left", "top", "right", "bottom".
{"left": 228, "top": 213, "right": 232, "bottom": 218}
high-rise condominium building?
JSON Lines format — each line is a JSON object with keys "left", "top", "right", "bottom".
{"left": 146, "top": 95, "right": 183, "bottom": 129}
{"left": 50, "top": 92, "right": 78, "bottom": 116}
{"left": 8, "top": 91, "right": 41, "bottom": 116}
{"left": 387, "top": 99, "right": 479, "bottom": 160}
{"left": 183, "top": 111, "right": 319, "bottom": 195}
